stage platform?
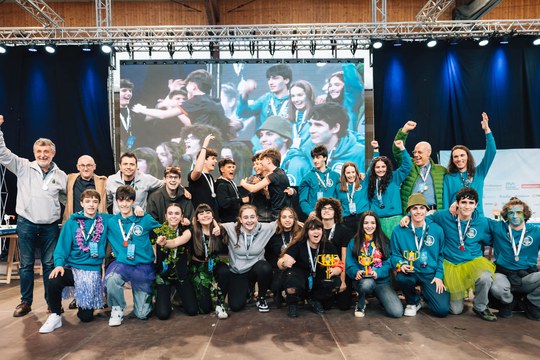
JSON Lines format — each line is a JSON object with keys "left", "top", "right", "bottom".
{"left": 1, "top": 278, "right": 539, "bottom": 360}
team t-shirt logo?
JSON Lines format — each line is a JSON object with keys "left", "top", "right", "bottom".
{"left": 133, "top": 225, "right": 144, "bottom": 236}
{"left": 523, "top": 236, "right": 533, "bottom": 247}
{"left": 466, "top": 228, "right": 477, "bottom": 238}
{"left": 424, "top": 235, "right": 435, "bottom": 247}
{"left": 331, "top": 162, "right": 343, "bottom": 175}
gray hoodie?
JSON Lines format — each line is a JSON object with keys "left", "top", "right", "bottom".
{"left": 106, "top": 170, "right": 163, "bottom": 214}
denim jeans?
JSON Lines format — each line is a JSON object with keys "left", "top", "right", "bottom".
{"left": 104, "top": 272, "right": 153, "bottom": 319}
{"left": 395, "top": 272, "right": 449, "bottom": 317}
{"left": 353, "top": 278, "right": 403, "bottom": 318}
{"left": 17, "top": 216, "right": 59, "bottom": 305}
{"left": 491, "top": 272, "right": 540, "bottom": 307}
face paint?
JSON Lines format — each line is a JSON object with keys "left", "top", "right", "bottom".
{"left": 507, "top": 205, "right": 525, "bottom": 227}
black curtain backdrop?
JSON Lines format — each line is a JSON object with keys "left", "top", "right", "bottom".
{"left": 0, "top": 46, "right": 113, "bottom": 215}
{"left": 373, "top": 36, "right": 540, "bottom": 164}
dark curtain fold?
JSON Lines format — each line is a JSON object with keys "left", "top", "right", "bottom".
{"left": 0, "top": 46, "right": 113, "bottom": 215}
{"left": 373, "top": 36, "right": 540, "bottom": 164}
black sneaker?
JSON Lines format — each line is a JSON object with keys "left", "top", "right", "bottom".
{"left": 522, "top": 298, "right": 540, "bottom": 321}
{"left": 256, "top": 297, "right": 270, "bottom": 313}
{"left": 311, "top": 300, "right": 325, "bottom": 315}
{"left": 68, "top": 299, "right": 78, "bottom": 309}
{"left": 473, "top": 307, "right": 497, "bottom": 322}
{"left": 498, "top": 302, "right": 513, "bottom": 318}
{"left": 287, "top": 304, "right": 298, "bottom": 318}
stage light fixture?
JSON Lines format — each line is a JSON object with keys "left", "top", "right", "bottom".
{"left": 350, "top": 39, "right": 358, "bottom": 55}
{"left": 291, "top": 40, "right": 298, "bottom": 55}
{"left": 28, "top": 44, "right": 38, "bottom": 52}
{"left": 393, "top": 39, "right": 402, "bottom": 47}
{"left": 168, "top": 42, "right": 175, "bottom": 58}
{"left": 268, "top": 41, "right": 275, "bottom": 56}
{"left": 427, "top": 38, "right": 438, "bottom": 48}
{"left": 81, "top": 43, "right": 92, "bottom": 52}
{"left": 101, "top": 43, "right": 113, "bottom": 54}
{"left": 44, "top": 44, "right": 56, "bottom": 54}
{"left": 0, "top": 44, "right": 6, "bottom": 54}
{"left": 478, "top": 38, "right": 489, "bottom": 46}
{"left": 309, "top": 40, "right": 316, "bottom": 55}
{"left": 187, "top": 43, "right": 194, "bottom": 56}
{"left": 371, "top": 39, "right": 383, "bottom": 49}
{"left": 533, "top": 37, "right": 540, "bottom": 46}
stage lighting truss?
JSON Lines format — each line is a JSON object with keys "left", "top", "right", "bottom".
{"left": 0, "top": 20, "right": 538, "bottom": 55}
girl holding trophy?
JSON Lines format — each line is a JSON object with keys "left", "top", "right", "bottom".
{"left": 345, "top": 211, "right": 403, "bottom": 318}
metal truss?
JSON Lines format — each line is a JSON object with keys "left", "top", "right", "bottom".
{"left": 417, "top": 0, "right": 455, "bottom": 22}
{"left": 0, "top": 20, "right": 539, "bottom": 53}
{"left": 95, "top": 0, "right": 112, "bottom": 28}
{"left": 14, "top": 0, "right": 65, "bottom": 28}
{"left": 372, "top": 0, "right": 387, "bottom": 23}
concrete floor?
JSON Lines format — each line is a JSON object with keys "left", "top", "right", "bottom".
{"left": 1, "top": 278, "right": 540, "bottom": 360}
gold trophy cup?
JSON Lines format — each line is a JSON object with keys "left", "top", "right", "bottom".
{"left": 403, "top": 250, "right": 420, "bottom": 272}
{"left": 317, "top": 254, "right": 340, "bottom": 279}
{"left": 358, "top": 255, "right": 374, "bottom": 277}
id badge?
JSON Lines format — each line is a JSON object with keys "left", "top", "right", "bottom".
{"left": 317, "top": 191, "right": 323, "bottom": 200}
{"left": 89, "top": 242, "right": 99, "bottom": 258}
{"left": 349, "top": 202, "right": 356, "bottom": 215}
{"left": 127, "top": 243, "right": 136, "bottom": 260}
{"left": 308, "top": 275, "right": 313, "bottom": 291}
{"left": 208, "top": 258, "right": 214, "bottom": 272}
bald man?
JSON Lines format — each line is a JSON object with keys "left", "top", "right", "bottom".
{"left": 392, "top": 121, "right": 447, "bottom": 214}
{"left": 62, "top": 155, "right": 108, "bottom": 223}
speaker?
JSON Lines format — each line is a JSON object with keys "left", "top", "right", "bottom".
{"left": 453, "top": 0, "right": 502, "bottom": 20}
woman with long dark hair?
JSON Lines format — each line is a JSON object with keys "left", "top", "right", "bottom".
{"left": 345, "top": 211, "right": 403, "bottom": 318}
{"left": 337, "top": 161, "right": 369, "bottom": 235}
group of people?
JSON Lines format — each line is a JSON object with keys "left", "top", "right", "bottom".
{"left": 1, "top": 105, "right": 538, "bottom": 337}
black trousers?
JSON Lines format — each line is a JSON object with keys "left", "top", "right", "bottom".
{"left": 228, "top": 260, "right": 272, "bottom": 311}
{"left": 47, "top": 268, "right": 95, "bottom": 322}
{"left": 281, "top": 267, "right": 342, "bottom": 307}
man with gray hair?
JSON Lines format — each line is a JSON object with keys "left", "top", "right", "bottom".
{"left": 0, "top": 115, "right": 67, "bottom": 317}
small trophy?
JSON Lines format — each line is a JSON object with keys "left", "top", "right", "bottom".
{"left": 403, "top": 250, "right": 420, "bottom": 272}
{"left": 317, "top": 254, "right": 340, "bottom": 279}
{"left": 358, "top": 255, "right": 374, "bottom": 277}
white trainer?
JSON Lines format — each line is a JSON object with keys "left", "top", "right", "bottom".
{"left": 109, "top": 306, "right": 124, "bottom": 327}
{"left": 404, "top": 303, "right": 422, "bottom": 317}
{"left": 39, "top": 313, "right": 62, "bottom": 333}
{"left": 215, "top": 305, "right": 228, "bottom": 319}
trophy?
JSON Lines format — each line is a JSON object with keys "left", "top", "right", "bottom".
{"left": 403, "top": 250, "right": 420, "bottom": 272}
{"left": 358, "top": 255, "right": 374, "bottom": 277}
{"left": 317, "top": 254, "right": 340, "bottom": 279}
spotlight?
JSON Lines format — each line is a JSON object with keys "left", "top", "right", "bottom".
{"left": 427, "top": 38, "right": 438, "bottom": 48}
{"left": 499, "top": 34, "right": 510, "bottom": 45}
{"left": 533, "top": 37, "right": 540, "bottom": 46}
{"left": 101, "top": 43, "right": 113, "bottom": 54}
{"left": 448, "top": 37, "right": 460, "bottom": 46}
{"left": 0, "top": 44, "right": 6, "bottom": 54}
{"left": 393, "top": 39, "right": 403, "bottom": 47}
{"left": 44, "top": 44, "right": 56, "bottom": 54}
{"left": 168, "top": 42, "right": 175, "bottom": 58}
{"left": 28, "top": 44, "right": 38, "bottom": 52}
{"left": 350, "top": 39, "right": 358, "bottom": 55}
{"left": 309, "top": 40, "right": 316, "bottom": 55}
{"left": 478, "top": 38, "right": 489, "bottom": 47}
{"left": 81, "top": 43, "right": 92, "bottom": 52}
{"left": 372, "top": 39, "right": 383, "bottom": 49}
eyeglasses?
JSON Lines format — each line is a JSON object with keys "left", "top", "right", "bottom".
{"left": 78, "top": 164, "right": 94, "bottom": 168}
{"left": 321, "top": 206, "right": 334, "bottom": 211}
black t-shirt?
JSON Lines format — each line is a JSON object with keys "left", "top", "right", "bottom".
{"left": 180, "top": 94, "right": 232, "bottom": 139}
{"left": 286, "top": 240, "right": 339, "bottom": 280}
{"left": 265, "top": 231, "right": 292, "bottom": 269}
{"left": 188, "top": 171, "right": 219, "bottom": 220}
{"left": 73, "top": 176, "right": 96, "bottom": 213}
{"left": 215, "top": 178, "right": 242, "bottom": 223}
{"left": 266, "top": 167, "right": 291, "bottom": 220}
{"left": 325, "top": 223, "right": 353, "bottom": 252}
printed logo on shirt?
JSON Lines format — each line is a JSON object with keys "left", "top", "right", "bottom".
{"left": 133, "top": 225, "right": 144, "bottom": 236}
{"left": 331, "top": 162, "right": 343, "bottom": 175}
{"left": 424, "top": 235, "right": 435, "bottom": 247}
{"left": 466, "top": 227, "right": 478, "bottom": 239}
{"left": 523, "top": 236, "right": 533, "bottom": 247}
{"left": 287, "top": 174, "right": 297, "bottom": 187}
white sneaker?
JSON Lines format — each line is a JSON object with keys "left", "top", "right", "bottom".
{"left": 404, "top": 303, "right": 422, "bottom": 317}
{"left": 109, "top": 306, "right": 124, "bottom": 327}
{"left": 215, "top": 305, "right": 228, "bottom": 319}
{"left": 354, "top": 305, "right": 365, "bottom": 318}
{"left": 39, "top": 313, "right": 62, "bottom": 333}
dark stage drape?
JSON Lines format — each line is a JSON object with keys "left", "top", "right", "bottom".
{"left": 0, "top": 46, "right": 114, "bottom": 215}
{"left": 373, "top": 36, "right": 540, "bottom": 164}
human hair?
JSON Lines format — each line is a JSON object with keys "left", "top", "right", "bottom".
{"left": 163, "top": 166, "right": 181, "bottom": 178}
{"left": 288, "top": 80, "right": 315, "bottom": 122}
{"left": 185, "top": 69, "right": 212, "bottom": 94}
{"left": 33, "top": 138, "right": 56, "bottom": 153}
{"left": 168, "top": 89, "right": 187, "bottom": 99}
{"left": 156, "top": 141, "right": 181, "bottom": 168}
{"left": 447, "top": 145, "right": 476, "bottom": 177}
{"left": 310, "top": 103, "right": 348, "bottom": 138}
{"left": 501, "top": 197, "right": 532, "bottom": 222}
{"left": 197, "top": 147, "right": 218, "bottom": 160}
{"left": 276, "top": 207, "right": 302, "bottom": 237}
{"left": 80, "top": 189, "right": 101, "bottom": 203}
{"left": 120, "top": 152, "right": 137, "bottom": 163}
{"left": 456, "top": 187, "right": 478, "bottom": 204}
{"left": 286, "top": 217, "right": 329, "bottom": 254}
{"left": 179, "top": 124, "right": 223, "bottom": 155}
{"left": 251, "top": 153, "right": 261, "bottom": 162}
{"left": 192, "top": 203, "right": 226, "bottom": 257}
{"left": 221, "top": 82, "right": 238, "bottom": 101}
{"left": 315, "top": 197, "right": 343, "bottom": 224}
{"left": 325, "top": 71, "right": 344, "bottom": 104}
{"left": 339, "top": 161, "right": 361, "bottom": 192}
{"left": 133, "top": 147, "right": 161, "bottom": 178}
{"left": 165, "top": 202, "right": 183, "bottom": 219}
{"left": 353, "top": 211, "right": 389, "bottom": 259}
{"left": 266, "top": 64, "right": 293, "bottom": 88}
{"left": 367, "top": 156, "right": 395, "bottom": 200}
{"left": 311, "top": 144, "right": 328, "bottom": 159}
{"left": 222, "top": 141, "right": 252, "bottom": 181}
{"left": 120, "top": 79, "right": 134, "bottom": 89}
{"left": 235, "top": 204, "right": 259, "bottom": 239}
{"left": 116, "top": 185, "right": 136, "bottom": 201}
{"left": 259, "top": 148, "right": 281, "bottom": 167}
{"left": 218, "top": 158, "right": 236, "bottom": 174}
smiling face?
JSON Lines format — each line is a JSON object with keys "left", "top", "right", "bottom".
{"left": 320, "top": 204, "right": 335, "bottom": 222}
{"left": 267, "top": 75, "right": 289, "bottom": 95}
{"left": 120, "top": 156, "right": 137, "bottom": 180}
{"left": 452, "top": 149, "right": 468, "bottom": 172}
{"left": 290, "top": 85, "right": 307, "bottom": 111}
{"left": 309, "top": 119, "right": 334, "bottom": 145}
{"left": 165, "top": 205, "right": 183, "bottom": 229}
{"left": 240, "top": 208, "right": 258, "bottom": 232}
{"left": 328, "top": 75, "right": 344, "bottom": 100}
{"left": 374, "top": 160, "right": 387, "bottom": 178}
{"left": 312, "top": 154, "right": 327, "bottom": 170}
{"left": 220, "top": 163, "right": 236, "bottom": 181}
{"left": 81, "top": 196, "right": 100, "bottom": 218}
{"left": 307, "top": 226, "right": 323, "bottom": 247}
{"left": 413, "top": 142, "right": 431, "bottom": 167}
{"left": 506, "top": 205, "right": 525, "bottom": 228}
{"left": 77, "top": 156, "right": 96, "bottom": 180}
{"left": 117, "top": 198, "right": 134, "bottom": 217}
{"left": 196, "top": 209, "right": 213, "bottom": 226}
{"left": 34, "top": 145, "right": 55, "bottom": 170}
{"left": 119, "top": 87, "right": 132, "bottom": 107}
{"left": 409, "top": 205, "right": 427, "bottom": 226}
{"left": 457, "top": 198, "right": 477, "bottom": 220}
{"left": 164, "top": 172, "right": 180, "bottom": 191}
{"left": 363, "top": 215, "right": 377, "bottom": 235}
{"left": 259, "top": 130, "right": 286, "bottom": 150}
{"left": 279, "top": 209, "right": 295, "bottom": 231}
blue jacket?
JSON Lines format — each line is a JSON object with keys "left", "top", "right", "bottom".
{"left": 237, "top": 92, "right": 289, "bottom": 129}
{"left": 54, "top": 212, "right": 111, "bottom": 271}
{"left": 489, "top": 220, "right": 540, "bottom": 271}
{"left": 107, "top": 211, "right": 161, "bottom": 265}
{"left": 390, "top": 222, "right": 445, "bottom": 279}
{"left": 341, "top": 63, "right": 364, "bottom": 132}
{"left": 345, "top": 238, "right": 392, "bottom": 284}
{"left": 443, "top": 132, "right": 496, "bottom": 216}
{"left": 337, "top": 181, "right": 369, "bottom": 218}
{"left": 281, "top": 147, "right": 312, "bottom": 187}
{"left": 298, "top": 167, "right": 340, "bottom": 216}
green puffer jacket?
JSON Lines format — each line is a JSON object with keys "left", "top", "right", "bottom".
{"left": 392, "top": 128, "right": 447, "bottom": 214}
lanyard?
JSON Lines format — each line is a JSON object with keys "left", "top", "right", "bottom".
{"left": 456, "top": 217, "right": 472, "bottom": 250}
{"left": 42, "top": 173, "right": 54, "bottom": 191}
{"left": 375, "top": 178, "right": 383, "bottom": 202}
{"left": 269, "top": 96, "right": 289, "bottom": 117}
{"left": 326, "top": 225, "right": 336, "bottom": 243}
{"left": 294, "top": 111, "right": 307, "bottom": 136}
{"left": 80, "top": 219, "right": 97, "bottom": 243}
{"left": 227, "top": 178, "right": 240, "bottom": 199}
{"left": 420, "top": 164, "right": 432, "bottom": 183}
{"left": 326, "top": 148, "right": 335, "bottom": 168}
{"left": 315, "top": 172, "right": 330, "bottom": 190}
{"left": 347, "top": 183, "right": 356, "bottom": 203}
{"left": 508, "top": 225, "right": 526, "bottom": 262}
{"left": 202, "top": 173, "right": 215, "bottom": 197}
{"left": 410, "top": 222, "right": 426, "bottom": 252}
{"left": 120, "top": 108, "right": 131, "bottom": 132}
{"left": 307, "top": 241, "right": 320, "bottom": 274}
{"left": 460, "top": 171, "right": 473, "bottom": 187}
{"left": 281, "top": 232, "right": 290, "bottom": 250}
{"left": 118, "top": 219, "right": 135, "bottom": 246}
{"left": 202, "top": 232, "right": 209, "bottom": 260}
